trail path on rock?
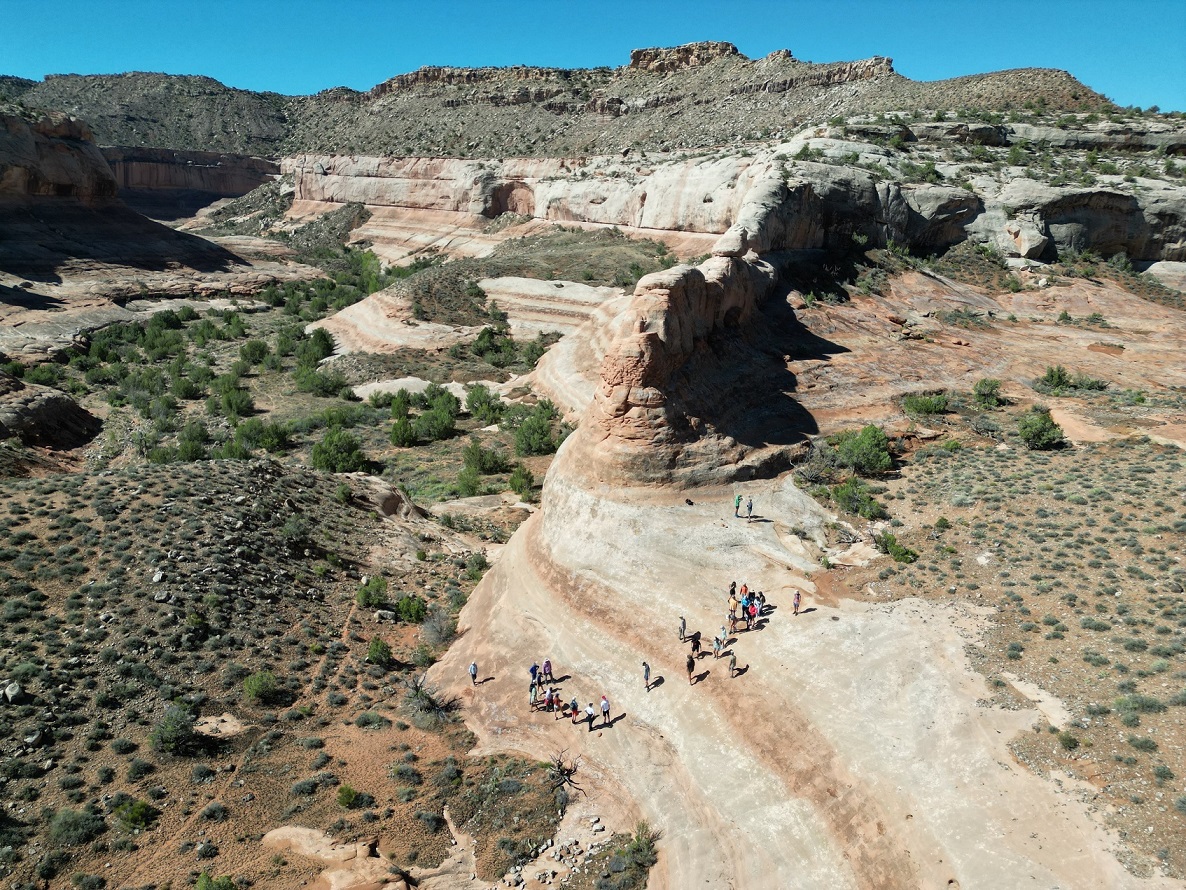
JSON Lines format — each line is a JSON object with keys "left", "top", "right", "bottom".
{"left": 433, "top": 446, "right": 1183, "bottom": 890}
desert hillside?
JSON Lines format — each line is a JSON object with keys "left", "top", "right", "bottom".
{"left": 1, "top": 41, "right": 1185, "bottom": 890}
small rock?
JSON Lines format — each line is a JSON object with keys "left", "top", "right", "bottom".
{"left": 152, "top": 570, "right": 165, "bottom": 583}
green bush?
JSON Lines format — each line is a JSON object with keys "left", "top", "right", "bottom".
{"left": 413, "top": 406, "right": 455, "bottom": 442}
{"left": 356, "top": 577, "right": 388, "bottom": 608}
{"left": 509, "top": 463, "right": 535, "bottom": 500}
{"left": 456, "top": 465, "right": 483, "bottom": 497}
{"left": 466, "top": 383, "right": 504, "bottom": 425}
{"left": 972, "top": 378, "right": 1004, "bottom": 407}
{"left": 1057, "top": 731, "right": 1080, "bottom": 750}
{"left": 243, "top": 670, "right": 281, "bottom": 705}
{"left": 311, "top": 427, "right": 367, "bottom": 472}
{"left": 901, "top": 392, "right": 948, "bottom": 415}
{"left": 873, "top": 532, "right": 918, "bottom": 563}
{"left": 395, "top": 595, "right": 428, "bottom": 623}
{"left": 239, "top": 340, "right": 270, "bottom": 365}
{"left": 1017, "top": 408, "right": 1065, "bottom": 450}
{"left": 1128, "top": 735, "right": 1158, "bottom": 753}
{"left": 367, "top": 638, "right": 393, "bottom": 668}
{"left": 390, "top": 417, "right": 416, "bottom": 447}
{"left": 831, "top": 425, "right": 892, "bottom": 475}
{"left": 831, "top": 477, "right": 887, "bottom": 519}
{"left": 48, "top": 809, "right": 105, "bottom": 846}
{"left": 514, "top": 401, "right": 558, "bottom": 456}
{"left": 195, "top": 874, "right": 236, "bottom": 890}
{"left": 114, "top": 798, "right": 159, "bottom": 830}
{"left": 462, "top": 437, "right": 509, "bottom": 474}
{"left": 150, "top": 704, "right": 198, "bottom": 755}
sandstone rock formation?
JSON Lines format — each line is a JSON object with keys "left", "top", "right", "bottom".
{"left": 0, "top": 371, "right": 100, "bottom": 447}
{"left": 628, "top": 41, "right": 742, "bottom": 72}
{"left": 101, "top": 146, "right": 278, "bottom": 218}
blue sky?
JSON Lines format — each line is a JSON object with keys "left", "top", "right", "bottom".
{"left": 3, "top": 0, "right": 1183, "bottom": 111}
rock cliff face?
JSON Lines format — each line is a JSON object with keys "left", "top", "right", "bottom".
{"left": 0, "top": 108, "right": 248, "bottom": 279}
{"left": 0, "top": 371, "right": 100, "bottom": 447}
{"left": 0, "top": 109, "right": 116, "bottom": 202}
{"left": 628, "top": 41, "right": 742, "bottom": 72}
{"left": 101, "top": 147, "right": 278, "bottom": 218}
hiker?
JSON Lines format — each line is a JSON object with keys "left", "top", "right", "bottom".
{"left": 748, "top": 601, "right": 758, "bottom": 629}
{"left": 600, "top": 695, "right": 611, "bottom": 726}
{"left": 642, "top": 661, "right": 651, "bottom": 691}
{"left": 746, "top": 497, "right": 753, "bottom": 519}
{"left": 733, "top": 493, "right": 742, "bottom": 517}
{"left": 729, "top": 651, "right": 737, "bottom": 678}
{"left": 756, "top": 592, "right": 766, "bottom": 616}
{"left": 585, "top": 702, "right": 596, "bottom": 733}
{"left": 678, "top": 615, "right": 686, "bottom": 642}
{"left": 529, "top": 662, "right": 539, "bottom": 684}
{"left": 719, "top": 625, "right": 727, "bottom": 645}
{"left": 690, "top": 634, "right": 701, "bottom": 658}
{"left": 529, "top": 681, "right": 538, "bottom": 710}
{"left": 469, "top": 661, "right": 478, "bottom": 685}
{"left": 555, "top": 691, "right": 564, "bottom": 720}
{"left": 686, "top": 653, "right": 695, "bottom": 685}
{"left": 729, "top": 581, "right": 737, "bottom": 599}
{"left": 793, "top": 591, "right": 802, "bottom": 616}
{"left": 728, "top": 611, "right": 737, "bottom": 635}
{"left": 712, "top": 636, "right": 722, "bottom": 659}
{"left": 542, "top": 658, "right": 553, "bottom": 683}
{"left": 739, "top": 582, "right": 748, "bottom": 600}
{"left": 570, "top": 696, "right": 580, "bottom": 725}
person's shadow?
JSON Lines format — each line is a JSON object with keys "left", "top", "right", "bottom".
{"left": 478, "top": 676, "right": 495, "bottom": 685}
{"left": 604, "top": 713, "right": 627, "bottom": 729}
{"left": 734, "top": 665, "right": 750, "bottom": 677}
{"left": 692, "top": 670, "right": 710, "bottom": 685}
{"left": 553, "top": 674, "right": 572, "bottom": 683}
{"left": 648, "top": 676, "right": 665, "bottom": 691}
{"left": 797, "top": 607, "right": 818, "bottom": 615}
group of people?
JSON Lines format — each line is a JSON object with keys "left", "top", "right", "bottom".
{"left": 732, "top": 494, "right": 754, "bottom": 520}
{"left": 523, "top": 658, "right": 613, "bottom": 732}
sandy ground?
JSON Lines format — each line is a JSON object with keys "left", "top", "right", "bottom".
{"left": 431, "top": 436, "right": 1184, "bottom": 890}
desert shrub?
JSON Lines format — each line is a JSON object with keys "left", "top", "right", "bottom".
{"left": 901, "top": 392, "right": 948, "bottom": 415}
{"left": 415, "top": 810, "right": 445, "bottom": 832}
{"left": 336, "top": 784, "right": 375, "bottom": 808}
{"left": 239, "top": 340, "right": 270, "bottom": 365}
{"left": 1116, "top": 694, "right": 1166, "bottom": 714}
{"left": 150, "top": 704, "right": 198, "bottom": 755}
{"left": 465, "top": 551, "right": 488, "bottom": 581}
{"left": 513, "top": 401, "right": 559, "bottom": 456}
{"left": 465, "top": 383, "right": 504, "bottom": 425}
{"left": 873, "top": 532, "right": 918, "bottom": 563}
{"left": 395, "top": 594, "right": 427, "bottom": 623}
{"left": 1128, "top": 735, "right": 1158, "bottom": 752}
{"left": 973, "top": 378, "right": 1004, "bottom": 407}
{"left": 831, "top": 477, "right": 887, "bottom": 519}
{"left": 456, "top": 465, "right": 482, "bottom": 497}
{"left": 72, "top": 875, "right": 106, "bottom": 890}
{"left": 462, "top": 437, "right": 509, "bottom": 474}
{"left": 390, "top": 417, "right": 416, "bottom": 447}
{"left": 48, "top": 809, "right": 105, "bottom": 846}
{"left": 413, "top": 405, "right": 456, "bottom": 441}
{"left": 421, "top": 607, "right": 457, "bottom": 647}
{"left": 110, "top": 738, "right": 136, "bottom": 755}
{"left": 235, "top": 418, "right": 292, "bottom": 453}
{"left": 291, "top": 778, "right": 319, "bottom": 796}
{"left": 356, "top": 576, "right": 388, "bottom": 608}
{"left": 113, "top": 798, "right": 159, "bottom": 829}
{"left": 354, "top": 711, "right": 390, "bottom": 730}
{"left": 1017, "top": 408, "right": 1065, "bottom": 450}
{"left": 200, "top": 802, "right": 228, "bottom": 822}
{"left": 509, "top": 463, "right": 535, "bottom": 499}
{"left": 366, "top": 638, "right": 393, "bottom": 668}
{"left": 1057, "top": 731, "right": 1080, "bottom": 750}
{"left": 311, "top": 427, "right": 367, "bottom": 472}
{"left": 126, "top": 758, "right": 153, "bottom": 781}
{"left": 831, "top": 425, "right": 892, "bottom": 475}
{"left": 391, "top": 763, "right": 423, "bottom": 785}
{"left": 1033, "top": 365, "right": 1107, "bottom": 395}
{"left": 194, "top": 875, "right": 236, "bottom": 890}
{"left": 243, "top": 670, "right": 281, "bottom": 705}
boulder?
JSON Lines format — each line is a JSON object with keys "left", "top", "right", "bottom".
{"left": 3, "top": 682, "right": 24, "bottom": 704}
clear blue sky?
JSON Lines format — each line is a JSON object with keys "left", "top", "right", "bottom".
{"left": 3, "top": 0, "right": 1183, "bottom": 111}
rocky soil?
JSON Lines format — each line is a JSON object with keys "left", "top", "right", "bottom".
{"left": 10, "top": 43, "right": 1123, "bottom": 158}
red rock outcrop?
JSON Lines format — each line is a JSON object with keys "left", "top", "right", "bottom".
{"left": 101, "top": 146, "right": 278, "bottom": 218}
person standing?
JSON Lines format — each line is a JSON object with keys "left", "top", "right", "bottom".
{"left": 746, "top": 497, "right": 753, "bottom": 520}
{"left": 469, "top": 661, "right": 478, "bottom": 686}
{"left": 542, "top": 658, "right": 553, "bottom": 683}
{"left": 529, "top": 681, "right": 538, "bottom": 710}
{"left": 793, "top": 590, "right": 802, "bottom": 616}
{"left": 733, "top": 493, "right": 742, "bottom": 517}
{"left": 570, "top": 696, "right": 580, "bottom": 725}
{"left": 686, "top": 653, "right": 695, "bottom": 685}
{"left": 678, "top": 615, "right": 686, "bottom": 642}
{"left": 600, "top": 695, "right": 611, "bottom": 726}
{"left": 729, "top": 651, "right": 737, "bottom": 678}
{"left": 642, "top": 661, "right": 651, "bottom": 691}
{"left": 585, "top": 702, "right": 596, "bottom": 732}
{"left": 691, "top": 634, "right": 701, "bottom": 658}
{"left": 712, "top": 636, "right": 722, "bottom": 659}
{"left": 748, "top": 601, "right": 758, "bottom": 630}
{"left": 529, "top": 662, "right": 539, "bottom": 684}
